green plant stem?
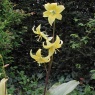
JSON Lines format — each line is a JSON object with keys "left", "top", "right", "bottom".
{"left": 43, "top": 21, "right": 55, "bottom": 95}
{"left": 1, "top": 56, "right": 7, "bottom": 78}
{"left": 52, "top": 21, "right": 56, "bottom": 42}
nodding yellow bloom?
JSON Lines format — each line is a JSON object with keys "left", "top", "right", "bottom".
{"left": 43, "top": 35, "right": 63, "bottom": 56}
{"left": 32, "top": 24, "right": 51, "bottom": 41}
{"left": 30, "top": 49, "right": 50, "bottom": 65}
{"left": 0, "top": 78, "right": 8, "bottom": 95}
{"left": 43, "top": 3, "right": 65, "bottom": 26}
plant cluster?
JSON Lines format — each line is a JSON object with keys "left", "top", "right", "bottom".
{"left": 0, "top": 0, "right": 26, "bottom": 64}
{"left": 30, "top": 3, "right": 79, "bottom": 95}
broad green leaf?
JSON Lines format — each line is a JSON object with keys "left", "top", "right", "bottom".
{"left": 46, "top": 80, "right": 79, "bottom": 95}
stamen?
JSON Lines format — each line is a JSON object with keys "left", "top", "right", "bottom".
{"left": 50, "top": 10, "right": 56, "bottom": 15}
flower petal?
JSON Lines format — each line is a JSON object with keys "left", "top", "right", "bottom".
{"left": 43, "top": 56, "right": 50, "bottom": 63}
{"left": 56, "top": 14, "right": 62, "bottom": 20}
{"left": 56, "top": 5, "right": 65, "bottom": 13}
{"left": 44, "top": 3, "right": 51, "bottom": 10}
{"left": 43, "top": 11, "right": 50, "bottom": 17}
{"left": 49, "top": 3, "right": 57, "bottom": 10}
{"left": 30, "top": 50, "right": 39, "bottom": 60}
{"left": 48, "top": 15, "right": 55, "bottom": 26}
{"left": 36, "top": 24, "right": 41, "bottom": 34}
{"left": 41, "top": 32, "right": 48, "bottom": 40}
{"left": 37, "top": 58, "right": 45, "bottom": 63}
{"left": 36, "top": 49, "right": 42, "bottom": 57}
{"left": 54, "top": 35, "right": 63, "bottom": 48}
{"left": 37, "top": 57, "right": 50, "bottom": 64}
{"left": 48, "top": 47, "right": 55, "bottom": 56}
{"left": 32, "top": 26, "right": 38, "bottom": 34}
{"left": 54, "top": 35, "right": 60, "bottom": 44}
{"left": 43, "top": 41, "right": 53, "bottom": 49}
{"left": 30, "top": 49, "right": 50, "bottom": 64}
{"left": 47, "top": 37, "right": 53, "bottom": 41}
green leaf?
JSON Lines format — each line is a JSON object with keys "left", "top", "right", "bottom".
{"left": 90, "top": 70, "right": 95, "bottom": 73}
{"left": 78, "top": 23, "right": 84, "bottom": 26}
{"left": 90, "top": 70, "right": 95, "bottom": 79}
{"left": 70, "top": 34, "right": 79, "bottom": 38}
{"left": 46, "top": 80, "right": 79, "bottom": 95}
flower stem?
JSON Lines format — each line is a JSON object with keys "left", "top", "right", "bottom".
{"left": 43, "top": 21, "right": 55, "bottom": 95}
{"left": 52, "top": 21, "right": 55, "bottom": 42}
{"left": 0, "top": 56, "right": 7, "bottom": 78}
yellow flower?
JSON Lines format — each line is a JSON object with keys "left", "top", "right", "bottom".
{"left": 0, "top": 78, "right": 8, "bottom": 95}
{"left": 30, "top": 49, "right": 50, "bottom": 65}
{"left": 43, "top": 3, "right": 65, "bottom": 26}
{"left": 32, "top": 24, "right": 49, "bottom": 41}
{"left": 43, "top": 35, "right": 63, "bottom": 56}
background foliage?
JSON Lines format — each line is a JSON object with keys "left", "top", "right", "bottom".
{"left": 0, "top": 0, "right": 27, "bottom": 64}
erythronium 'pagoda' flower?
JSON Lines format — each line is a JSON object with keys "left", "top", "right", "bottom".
{"left": 30, "top": 49, "right": 50, "bottom": 65}
{"left": 43, "top": 3, "right": 65, "bottom": 26}
{"left": 43, "top": 35, "right": 63, "bottom": 56}
{"left": 0, "top": 78, "right": 8, "bottom": 95}
{"left": 32, "top": 24, "right": 52, "bottom": 41}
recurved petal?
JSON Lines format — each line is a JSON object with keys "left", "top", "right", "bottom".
{"left": 60, "top": 40, "right": 63, "bottom": 45}
{"left": 36, "top": 24, "right": 41, "bottom": 34}
{"left": 37, "top": 56, "right": 50, "bottom": 64}
{"left": 56, "top": 5, "right": 65, "bottom": 13}
{"left": 54, "top": 35, "right": 63, "bottom": 48}
{"left": 36, "top": 49, "right": 42, "bottom": 57}
{"left": 54, "top": 35, "right": 60, "bottom": 44}
{"left": 32, "top": 26, "right": 37, "bottom": 34}
{"left": 30, "top": 50, "right": 39, "bottom": 59}
{"left": 43, "top": 41, "right": 53, "bottom": 49}
{"left": 56, "top": 14, "right": 62, "bottom": 20}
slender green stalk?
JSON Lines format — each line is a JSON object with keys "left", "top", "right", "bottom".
{"left": 43, "top": 21, "right": 56, "bottom": 95}
{"left": 52, "top": 21, "right": 56, "bottom": 42}
{"left": 0, "top": 56, "right": 7, "bottom": 78}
